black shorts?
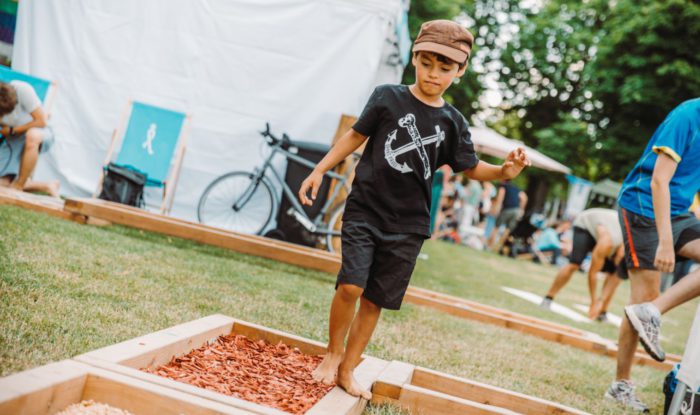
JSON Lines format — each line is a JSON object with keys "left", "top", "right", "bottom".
{"left": 569, "top": 226, "right": 624, "bottom": 278}
{"left": 619, "top": 208, "right": 700, "bottom": 270}
{"left": 337, "top": 221, "right": 424, "bottom": 310}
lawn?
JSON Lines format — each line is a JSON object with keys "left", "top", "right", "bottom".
{"left": 1, "top": 205, "right": 697, "bottom": 414}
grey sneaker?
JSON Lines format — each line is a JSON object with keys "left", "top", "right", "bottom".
{"left": 625, "top": 303, "right": 665, "bottom": 362}
{"left": 540, "top": 297, "right": 552, "bottom": 309}
{"left": 605, "top": 380, "right": 649, "bottom": 412}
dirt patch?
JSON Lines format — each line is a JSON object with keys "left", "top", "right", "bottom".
{"left": 144, "top": 334, "right": 333, "bottom": 414}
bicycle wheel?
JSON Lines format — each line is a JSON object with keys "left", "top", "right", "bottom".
{"left": 197, "top": 171, "right": 275, "bottom": 235}
{"left": 325, "top": 203, "right": 344, "bottom": 254}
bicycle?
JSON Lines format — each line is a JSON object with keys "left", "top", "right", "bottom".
{"left": 197, "top": 123, "right": 358, "bottom": 253}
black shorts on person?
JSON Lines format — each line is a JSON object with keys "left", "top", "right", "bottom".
{"left": 569, "top": 226, "right": 626, "bottom": 279}
{"left": 619, "top": 208, "right": 700, "bottom": 270}
{"left": 337, "top": 221, "right": 425, "bottom": 310}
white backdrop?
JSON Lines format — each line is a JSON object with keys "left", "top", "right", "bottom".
{"left": 13, "top": 0, "right": 405, "bottom": 221}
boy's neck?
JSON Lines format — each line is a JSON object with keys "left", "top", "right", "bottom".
{"left": 409, "top": 84, "right": 445, "bottom": 108}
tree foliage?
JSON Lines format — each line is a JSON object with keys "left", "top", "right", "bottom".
{"left": 404, "top": 0, "right": 700, "bottom": 185}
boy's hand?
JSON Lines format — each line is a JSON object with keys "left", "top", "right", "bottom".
{"left": 299, "top": 171, "right": 323, "bottom": 206}
{"left": 501, "top": 148, "right": 531, "bottom": 179}
{"left": 654, "top": 241, "right": 675, "bottom": 273}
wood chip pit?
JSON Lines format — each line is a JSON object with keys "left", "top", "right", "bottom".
{"left": 143, "top": 334, "right": 334, "bottom": 414}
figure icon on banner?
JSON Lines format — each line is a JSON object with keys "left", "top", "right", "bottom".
{"left": 142, "top": 123, "right": 157, "bottom": 155}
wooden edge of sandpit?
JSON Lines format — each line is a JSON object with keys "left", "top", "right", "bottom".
{"left": 0, "top": 359, "right": 255, "bottom": 415}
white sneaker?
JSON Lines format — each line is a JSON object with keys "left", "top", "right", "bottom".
{"left": 604, "top": 380, "right": 649, "bottom": 413}
{"left": 625, "top": 303, "right": 665, "bottom": 362}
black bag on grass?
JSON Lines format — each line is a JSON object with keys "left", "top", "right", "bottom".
{"left": 663, "top": 364, "right": 700, "bottom": 415}
{"left": 98, "top": 163, "right": 147, "bottom": 208}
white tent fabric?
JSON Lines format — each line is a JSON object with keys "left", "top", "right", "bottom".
{"left": 677, "top": 302, "right": 700, "bottom": 392}
{"left": 13, "top": 0, "right": 404, "bottom": 221}
{"left": 469, "top": 126, "right": 570, "bottom": 174}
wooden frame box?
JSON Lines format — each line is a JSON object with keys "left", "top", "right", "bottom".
{"left": 372, "top": 361, "right": 590, "bottom": 415}
{"left": 0, "top": 359, "right": 255, "bottom": 415}
{"left": 75, "top": 314, "right": 388, "bottom": 415}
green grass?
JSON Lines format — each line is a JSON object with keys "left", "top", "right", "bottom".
{"left": 1, "top": 205, "right": 697, "bottom": 414}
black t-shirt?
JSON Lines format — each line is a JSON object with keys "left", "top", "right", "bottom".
{"left": 344, "top": 84, "right": 479, "bottom": 237}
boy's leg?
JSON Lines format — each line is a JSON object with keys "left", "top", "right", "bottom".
{"left": 313, "top": 283, "right": 363, "bottom": 384}
{"left": 21, "top": 179, "right": 60, "bottom": 197}
{"left": 653, "top": 239, "right": 700, "bottom": 313}
{"left": 315, "top": 222, "right": 375, "bottom": 384}
{"left": 544, "top": 263, "right": 580, "bottom": 300}
{"left": 616, "top": 268, "right": 660, "bottom": 380}
{"left": 11, "top": 129, "right": 43, "bottom": 190}
{"left": 597, "top": 273, "right": 623, "bottom": 315}
{"left": 337, "top": 296, "right": 381, "bottom": 399}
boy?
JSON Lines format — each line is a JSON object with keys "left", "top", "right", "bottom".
{"left": 606, "top": 98, "right": 700, "bottom": 412}
{"left": 0, "top": 81, "right": 59, "bottom": 196}
{"left": 298, "top": 20, "right": 530, "bottom": 399}
{"left": 540, "top": 208, "right": 628, "bottom": 320}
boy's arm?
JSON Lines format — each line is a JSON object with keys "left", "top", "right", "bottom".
{"left": 464, "top": 148, "right": 530, "bottom": 181}
{"left": 651, "top": 153, "right": 678, "bottom": 272}
{"left": 0, "top": 107, "right": 47, "bottom": 136}
{"left": 299, "top": 129, "right": 367, "bottom": 206}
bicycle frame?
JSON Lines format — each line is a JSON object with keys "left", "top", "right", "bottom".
{"left": 253, "top": 141, "right": 355, "bottom": 235}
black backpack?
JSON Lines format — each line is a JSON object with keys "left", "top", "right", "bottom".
{"left": 98, "top": 163, "right": 147, "bottom": 208}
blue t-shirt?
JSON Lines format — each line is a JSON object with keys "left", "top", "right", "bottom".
{"left": 536, "top": 228, "right": 561, "bottom": 251}
{"left": 618, "top": 98, "right": 700, "bottom": 218}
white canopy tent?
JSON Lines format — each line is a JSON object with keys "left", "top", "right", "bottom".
{"left": 13, "top": 0, "right": 407, "bottom": 221}
{"left": 469, "top": 126, "right": 570, "bottom": 174}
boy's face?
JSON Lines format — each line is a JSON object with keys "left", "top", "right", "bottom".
{"left": 412, "top": 51, "right": 466, "bottom": 98}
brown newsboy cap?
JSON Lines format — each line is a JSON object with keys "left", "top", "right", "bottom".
{"left": 412, "top": 20, "right": 474, "bottom": 64}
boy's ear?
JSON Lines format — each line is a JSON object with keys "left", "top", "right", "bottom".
{"left": 455, "top": 63, "right": 468, "bottom": 79}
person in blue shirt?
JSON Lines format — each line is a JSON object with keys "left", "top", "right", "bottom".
{"left": 606, "top": 98, "right": 700, "bottom": 412}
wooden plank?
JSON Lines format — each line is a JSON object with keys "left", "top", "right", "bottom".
{"left": 371, "top": 361, "right": 415, "bottom": 400}
{"left": 411, "top": 367, "right": 589, "bottom": 415}
{"left": 307, "top": 357, "right": 389, "bottom": 415}
{"left": 0, "top": 187, "right": 86, "bottom": 223}
{"left": 397, "top": 384, "right": 519, "bottom": 415}
{"left": 78, "top": 314, "right": 236, "bottom": 369}
{"left": 77, "top": 314, "right": 387, "bottom": 415}
{"left": 64, "top": 198, "right": 342, "bottom": 274}
{"left": 407, "top": 286, "right": 588, "bottom": 337}
{"left": 403, "top": 290, "right": 673, "bottom": 371}
{"left": 0, "top": 360, "right": 255, "bottom": 415}
{"left": 407, "top": 286, "right": 683, "bottom": 364}
{"left": 0, "top": 360, "right": 86, "bottom": 415}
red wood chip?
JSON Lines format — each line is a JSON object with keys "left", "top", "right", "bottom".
{"left": 142, "top": 334, "right": 333, "bottom": 414}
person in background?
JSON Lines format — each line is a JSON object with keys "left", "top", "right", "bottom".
{"left": 489, "top": 179, "right": 527, "bottom": 251}
{"left": 540, "top": 208, "right": 628, "bottom": 321}
{"left": 608, "top": 98, "right": 700, "bottom": 411}
{"left": 0, "top": 81, "right": 58, "bottom": 197}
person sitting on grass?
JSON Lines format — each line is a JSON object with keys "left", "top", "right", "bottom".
{"left": 606, "top": 97, "right": 700, "bottom": 412}
{"left": 540, "top": 208, "right": 628, "bottom": 322}
{"left": 298, "top": 20, "right": 530, "bottom": 399}
{"left": 0, "top": 80, "right": 59, "bottom": 197}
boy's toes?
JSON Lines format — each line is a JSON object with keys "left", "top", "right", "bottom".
{"left": 360, "top": 388, "right": 372, "bottom": 400}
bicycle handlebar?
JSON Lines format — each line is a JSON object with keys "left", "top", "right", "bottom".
{"left": 260, "top": 122, "right": 291, "bottom": 149}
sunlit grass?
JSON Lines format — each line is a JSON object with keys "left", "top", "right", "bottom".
{"left": 2, "top": 205, "right": 696, "bottom": 414}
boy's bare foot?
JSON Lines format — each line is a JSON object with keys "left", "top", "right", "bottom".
{"left": 9, "top": 181, "right": 22, "bottom": 192}
{"left": 312, "top": 353, "right": 342, "bottom": 385}
{"left": 337, "top": 369, "right": 371, "bottom": 400}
